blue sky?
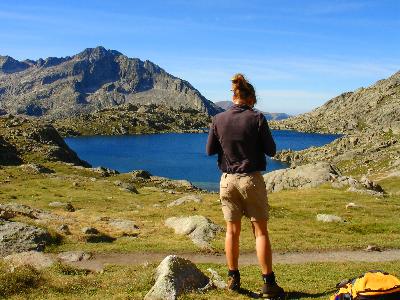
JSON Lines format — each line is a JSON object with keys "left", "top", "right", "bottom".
{"left": 0, "top": 0, "right": 399, "bottom": 114}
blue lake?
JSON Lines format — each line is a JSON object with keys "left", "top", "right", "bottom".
{"left": 65, "top": 130, "right": 340, "bottom": 191}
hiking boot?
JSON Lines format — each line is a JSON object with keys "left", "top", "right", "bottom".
{"left": 261, "top": 282, "right": 285, "bottom": 299}
{"left": 227, "top": 274, "right": 240, "bottom": 292}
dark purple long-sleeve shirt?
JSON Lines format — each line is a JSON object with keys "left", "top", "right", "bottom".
{"left": 206, "top": 104, "right": 276, "bottom": 173}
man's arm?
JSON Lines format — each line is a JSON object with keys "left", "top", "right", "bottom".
{"left": 206, "top": 120, "right": 221, "bottom": 156}
{"left": 259, "top": 115, "right": 276, "bottom": 157}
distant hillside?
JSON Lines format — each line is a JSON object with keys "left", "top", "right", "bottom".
{"left": 271, "top": 71, "right": 400, "bottom": 134}
{"left": 0, "top": 46, "right": 222, "bottom": 119}
{"left": 214, "top": 101, "right": 290, "bottom": 120}
{"left": 54, "top": 103, "right": 211, "bottom": 136}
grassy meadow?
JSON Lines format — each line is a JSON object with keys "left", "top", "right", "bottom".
{"left": 1, "top": 162, "right": 400, "bottom": 299}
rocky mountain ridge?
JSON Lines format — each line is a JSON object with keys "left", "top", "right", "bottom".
{"left": 214, "top": 100, "right": 290, "bottom": 120}
{"left": 271, "top": 71, "right": 400, "bottom": 177}
{"left": 270, "top": 71, "right": 400, "bottom": 134}
{"left": 0, "top": 46, "right": 222, "bottom": 119}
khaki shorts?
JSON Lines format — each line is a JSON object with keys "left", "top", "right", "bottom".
{"left": 219, "top": 171, "right": 269, "bottom": 222}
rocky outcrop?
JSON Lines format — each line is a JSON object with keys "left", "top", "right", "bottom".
{"left": 165, "top": 216, "right": 223, "bottom": 249}
{"left": 54, "top": 103, "right": 211, "bottom": 136}
{"left": 274, "top": 132, "right": 399, "bottom": 175}
{"left": 263, "top": 162, "right": 339, "bottom": 192}
{"left": 0, "top": 56, "right": 30, "bottom": 74}
{"left": 0, "top": 115, "right": 90, "bottom": 166}
{"left": 271, "top": 71, "right": 400, "bottom": 134}
{"left": 263, "top": 162, "right": 385, "bottom": 194}
{"left": 0, "top": 219, "right": 52, "bottom": 257}
{"left": 0, "top": 203, "right": 59, "bottom": 220}
{"left": 144, "top": 255, "right": 209, "bottom": 300}
{"left": 0, "top": 46, "right": 222, "bottom": 118}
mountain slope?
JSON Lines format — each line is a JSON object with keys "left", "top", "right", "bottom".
{"left": 271, "top": 71, "right": 400, "bottom": 134}
{"left": 0, "top": 46, "right": 222, "bottom": 118}
{"left": 214, "top": 101, "right": 290, "bottom": 120}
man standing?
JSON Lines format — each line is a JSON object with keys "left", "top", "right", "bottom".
{"left": 206, "top": 74, "right": 284, "bottom": 299}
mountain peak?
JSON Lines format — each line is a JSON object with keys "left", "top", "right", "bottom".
{"left": 0, "top": 47, "right": 223, "bottom": 118}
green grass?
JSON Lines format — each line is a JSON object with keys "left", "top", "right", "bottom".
{"left": 2, "top": 260, "right": 400, "bottom": 299}
{"left": 1, "top": 163, "right": 400, "bottom": 253}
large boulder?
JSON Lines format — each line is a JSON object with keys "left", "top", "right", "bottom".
{"left": 263, "top": 162, "right": 338, "bottom": 193}
{"left": 4, "top": 251, "right": 56, "bottom": 270}
{"left": 165, "top": 216, "right": 223, "bottom": 249}
{"left": 144, "top": 255, "right": 209, "bottom": 300}
{"left": 0, "top": 219, "right": 52, "bottom": 257}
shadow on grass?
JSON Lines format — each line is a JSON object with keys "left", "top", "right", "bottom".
{"left": 286, "top": 290, "right": 333, "bottom": 299}
{"left": 236, "top": 288, "right": 333, "bottom": 299}
{"left": 84, "top": 234, "right": 116, "bottom": 243}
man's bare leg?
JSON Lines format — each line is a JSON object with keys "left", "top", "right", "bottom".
{"left": 225, "top": 220, "right": 241, "bottom": 270}
{"left": 251, "top": 220, "right": 273, "bottom": 274}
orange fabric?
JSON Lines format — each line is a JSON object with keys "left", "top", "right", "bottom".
{"left": 331, "top": 271, "right": 400, "bottom": 300}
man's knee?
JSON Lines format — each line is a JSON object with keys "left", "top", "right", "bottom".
{"left": 226, "top": 221, "right": 241, "bottom": 237}
{"left": 252, "top": 220, "right": 269, "bottom": 237}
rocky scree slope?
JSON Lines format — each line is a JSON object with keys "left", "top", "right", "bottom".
{"left": 54, "top": 103, "right": 211, "bottom": 136}
{"left": 270, "top": 71, "right": 400, "bottom": 176}
{"left": 0, "top": 46, "right": 222, "bottom": 118}
{"left": 270, "top": 71, "right": 400, "bottom": 134}
{"left": 0, "top": 115, "right": 89, "bottom": 166}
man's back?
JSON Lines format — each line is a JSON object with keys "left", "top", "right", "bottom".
{"left": 206, "top": 104, "right": 276, "bottom": 173}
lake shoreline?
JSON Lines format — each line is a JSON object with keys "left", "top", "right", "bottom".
{"left": 65, "top": 130, "right": 341, "bottom": 192}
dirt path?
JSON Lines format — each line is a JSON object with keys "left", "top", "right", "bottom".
{"left": 69, "top": 249, "right": 400, "bottom": 272}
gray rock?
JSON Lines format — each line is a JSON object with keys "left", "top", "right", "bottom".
{"left": 0, "top": 203, "right": 57, "bottom": 220}
{"left": 107, "top": 219, "right": 139, "bottom": 231}
{"left": 144, "top": 255, "right": 209, "bottom": 300}
{"left": 19, "top": 163, "right": 54, "bottom": 174}
{"left": 4, "top": 251, "right": 56, "bottom": 270}
{"left": 81, "top": 227, "right": 99, "bottom": 235}
{"left": 58, "top": 224, "right": 71, "bottom": 235}
{"left": 0, "top": 219, "right": 52, "bottom": 257}
{"left": 0, "top": 207, "right": 16, "bottom": 220}
{"left": 347, "top": 186, "right": 384, "bottom": 197}
{"left": 150, "top": 176, "right": 198, "bottom": 191}
{"left": 167, "top": 195, "right": 202, "bottom": 207}
{"left": 48, "top": 201, "right": 75, "bottom": 212}
{"left": 93, "top": 166, "right": 119, "bottom": 177}
{"left": 263, "top": 162, "right": 339, "bottom": 193}
{"left": 57, "top": 251, "right": 91, "bottom": 262}
{"left": 359, "top": 175, "right": 384, "bottom": 193}
{"left": 119, "top": 183, "right": 139, "bottom": 194}
{"left": 131, "top": 170, "right": 152, "bottom": 179}
{"left": 365, "top": 245, "right": 382, "bottom": 252}
{"left": 207, "top": 268, "right": 227, "bottom": 289}
{"left": 316, "top": 214, "right": 343, "bottom": 223}
{"left": 165, "top": 216, "right": 223, "bottom": 249}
